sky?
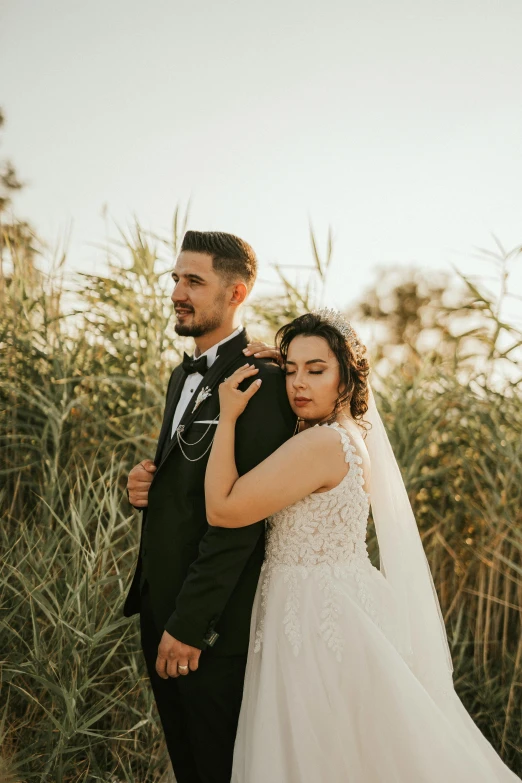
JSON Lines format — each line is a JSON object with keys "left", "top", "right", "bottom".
{"left": 2, "top": 0, "right": 522, "bottom": 319}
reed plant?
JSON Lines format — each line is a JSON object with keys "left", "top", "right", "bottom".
{"left": 1, "top": 221, "right": 520, "bottom": 781}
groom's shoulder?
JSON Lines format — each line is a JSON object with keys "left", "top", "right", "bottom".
{"left": 227, "top": 352, "right": 284, "bottom": 381}
{"left": 245, "top": 358, "right": 292, "bottom": 423}
{"left": 254, "top": 357, "right": 284, "bottom": 378}
{"left": 232, "top": 357, "right": 288, "bottom": 416}
{"left": 247, "top": 357, "right": 286, "bottom": 391}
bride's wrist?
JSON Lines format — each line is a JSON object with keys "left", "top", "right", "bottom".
{"left": 218, "top": 413, "right": 237, "bottom": 426}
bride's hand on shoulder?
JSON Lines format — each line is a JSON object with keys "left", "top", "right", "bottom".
{"left": 219, "top": 364, "right": 262, "bottom": 422}
{"left": 243, "top": 341, "right": 283, "bottom": 367}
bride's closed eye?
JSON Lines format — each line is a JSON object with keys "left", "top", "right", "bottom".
{"left": 284, "top": 370, "right": 324, "bottom": 376}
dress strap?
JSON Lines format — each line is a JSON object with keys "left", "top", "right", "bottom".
{"left": 325, "top": 422, "right": 368, "bottom": 495}
{"left": 325, "top": 421, "right": 359, "bottom": 463}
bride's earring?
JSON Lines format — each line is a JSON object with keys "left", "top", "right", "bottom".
{"left": 293, "top": 417, "right": 303, "bottom": 435}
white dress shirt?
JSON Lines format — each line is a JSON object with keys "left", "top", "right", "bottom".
{"left": 171, "top": 325, "right": 244, "bottom": 436}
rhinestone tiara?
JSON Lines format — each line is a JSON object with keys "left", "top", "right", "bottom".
{"left": 311, "top": 307, "right": 363, "bottom": 357}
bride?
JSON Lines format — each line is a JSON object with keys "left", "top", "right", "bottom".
{"left": 204, "top": 309, "right": 520, "bottom": 782}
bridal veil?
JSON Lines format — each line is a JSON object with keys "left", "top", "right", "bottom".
{"left": 365, "top": 384, "right": 454, "bottom": 698}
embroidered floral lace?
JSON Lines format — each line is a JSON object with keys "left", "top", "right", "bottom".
{"left": 254, "top": 422, "right": 377, "bottom": 662}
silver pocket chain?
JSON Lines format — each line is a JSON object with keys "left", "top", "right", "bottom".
{"left": 176, "top": 416, "right": 220, "bottom": 463}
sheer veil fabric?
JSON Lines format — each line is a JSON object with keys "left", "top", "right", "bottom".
{"left": 365, "top": 384, "right": 454, "bottom": 699}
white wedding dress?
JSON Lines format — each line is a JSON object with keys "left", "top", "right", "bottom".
{"left": 231, "top": 422, "right": 520, "bottom": 782}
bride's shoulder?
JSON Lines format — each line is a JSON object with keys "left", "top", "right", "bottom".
{"left": 288, "top": 424, "right": 355, "bottom": 490}
{"left": 294, "top": 423, "right": 350, "bottom": 458}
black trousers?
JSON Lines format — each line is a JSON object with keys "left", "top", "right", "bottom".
{"left": 139, "top": 583, "right": 247, "bottom": 783}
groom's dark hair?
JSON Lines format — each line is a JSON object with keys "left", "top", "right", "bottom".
{"left": 181, "top": 230, "right": 257, "bottom": 292}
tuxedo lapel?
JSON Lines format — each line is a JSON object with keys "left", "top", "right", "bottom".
{"left": 156, "top": 330, "right": 249, "bottom": 471}
{"left": 154, "top": 365, "right": 186, "bottom": 464}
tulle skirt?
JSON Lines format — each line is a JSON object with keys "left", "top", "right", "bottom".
{"left": 232, "top": 562, "right": 520, "bottom": 782}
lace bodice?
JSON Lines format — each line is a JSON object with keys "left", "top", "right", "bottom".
{"left": 265, "top": 422, "right": 371, "bottom": 569}
{"left": 254, "top": 423, "right": 378, "bottom": 661}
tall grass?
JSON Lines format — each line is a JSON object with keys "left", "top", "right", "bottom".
{"left": 1, "top": 221, "right": 521, "bottom": 780}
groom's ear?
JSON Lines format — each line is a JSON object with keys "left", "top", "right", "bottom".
{"left": 229, "top": 281, "right": 248, "bottom": 306}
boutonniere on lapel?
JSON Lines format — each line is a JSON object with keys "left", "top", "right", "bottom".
{"left": 192, "top": 386, "right": 212, "bottom": 413}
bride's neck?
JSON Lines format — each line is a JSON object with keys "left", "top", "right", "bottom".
{"left": 336, "top": 412, "right": 354, "bottom": 426}
{"left": 300, "top": 408, "right": 354, "bottom": 430}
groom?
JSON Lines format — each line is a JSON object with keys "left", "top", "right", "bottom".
{"left": 124, "top": 230, "right": 296, "bottom": 783}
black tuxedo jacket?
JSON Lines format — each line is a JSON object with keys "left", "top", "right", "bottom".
{"left": 123, "top": 329, "right": 296, "bottom": 655}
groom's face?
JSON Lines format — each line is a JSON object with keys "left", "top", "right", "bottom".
{"left": 171, "top": 251, "right": 229, "bottom": 337}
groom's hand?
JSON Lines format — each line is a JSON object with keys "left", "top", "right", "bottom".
{"left": 127, "top": 459, "right": 156, "bottom": 507}
{"left": 156, "top": 631, "right": 201, "bottom": 679}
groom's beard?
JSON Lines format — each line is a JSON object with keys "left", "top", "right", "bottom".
{"left": 174, "top": 295, "right": 227, "bottom": 338}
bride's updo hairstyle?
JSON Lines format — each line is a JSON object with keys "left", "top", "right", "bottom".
{"left": 275, "top": 311, "right": 370, "bottom": 430}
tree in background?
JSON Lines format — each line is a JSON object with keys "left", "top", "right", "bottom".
{"left": 0, "top": 108, "right": 37, "bottom": 278}
{"left": 349, "top": 244, "right": 522, "bottom": 389}
{"left": 0, "top": 108, "right": 24, "bottom": 213}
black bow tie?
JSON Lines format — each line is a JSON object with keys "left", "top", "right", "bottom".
{"left": 182, "top": 352, "right": 208, "bottom": 376}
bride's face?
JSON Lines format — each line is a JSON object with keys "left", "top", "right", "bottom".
{"left": 284, "top": 335, "right": 342, "bottom": 424}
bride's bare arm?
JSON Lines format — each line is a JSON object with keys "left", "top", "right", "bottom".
{"left": 205, "top": 365, "right": 346, "bottom": 528}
